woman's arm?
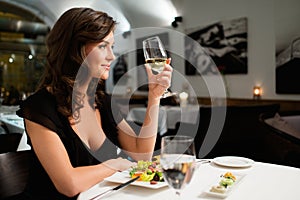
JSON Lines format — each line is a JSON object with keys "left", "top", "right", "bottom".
{"left": 116, "top": 98, "right": 160, "bottom": 161}
{"left": 25, "top": 119, "right": 133, "bottom": 197}
{"left": 117, "top": 61, "right": 172, "bottom": 161}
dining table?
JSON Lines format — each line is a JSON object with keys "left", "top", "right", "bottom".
{"left": 0, "top": 105, "right": 24, "bottom": 134}
{"left": 126, "top": 105, "right": 199, "bottom": 135}
{"left": 78, "top": 157, "right": 300, "bottom": 200}
{"left": 127, "top": 106, "right": 168, "bottom": 135}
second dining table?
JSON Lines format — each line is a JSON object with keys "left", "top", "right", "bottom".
{"left": 78, "top": 158, "right": 300, "bottom": 200}
{"left": 126, "top": 105, "right": 199, "bottom": 135}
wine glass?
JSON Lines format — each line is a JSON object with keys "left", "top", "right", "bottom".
{"left": 160, "top": 135, "right": 196, "bottom": 199}
{"left": 142, "top": 36, "right": 176, "bottom": 98}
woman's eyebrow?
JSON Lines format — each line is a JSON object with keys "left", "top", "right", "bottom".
{"left": 102, "top": 38, "right": 115, "bottom": 45}
{"left": 101, "top": 41, "right": 110, "bottom": 45}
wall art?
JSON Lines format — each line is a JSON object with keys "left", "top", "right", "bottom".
{"left": 185, "top": 17, "right": 248, "bottom": 75}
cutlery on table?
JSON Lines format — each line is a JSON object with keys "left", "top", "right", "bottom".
{"left": 196, "top": 159, "right": 211, "bottom": 164}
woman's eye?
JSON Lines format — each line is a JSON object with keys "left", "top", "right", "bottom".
{"left": 98, "top": 44, "right": 106, "bottom": 49}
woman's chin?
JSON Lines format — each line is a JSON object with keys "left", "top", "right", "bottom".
{"left": 100, "top": 74, "right": 109, "bottom": 80}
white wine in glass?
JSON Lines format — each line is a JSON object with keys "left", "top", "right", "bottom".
{"left": 160, "top": 135, "right": 196, "bottom": 199}
{"left": 145, "top": 58, "right": 168, "bottom": 73}
{"left": 143, "top": 36, "right": 176, "bottom": 98}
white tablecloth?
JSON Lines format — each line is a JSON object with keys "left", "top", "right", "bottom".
{"left": 126, "top": 105, "right": 199, "bottom": 135}
{"left": 0, "top": 105, "right": 19, "bottom": 115}
{"left": 166, "top": 105, "right": 199, "bottom": 129}
{"left": 0, "top": 114, "right": 24, "bottom": 133}
{"left": 78, "top": 161, "right": 300, "bottom": 200}
{"left": 0, "top": 105, "right": 24, "bottom": 134}
{"left": 127, "top": 107, "right": 167, "bottom": 135}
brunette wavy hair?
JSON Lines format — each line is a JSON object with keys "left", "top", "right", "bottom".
{"left": 37, "top": 7, "right": 116, "bottom": 121}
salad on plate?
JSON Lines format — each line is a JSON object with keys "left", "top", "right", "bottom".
{"left": 129, "top": 156, "right": 164, "bottom": 184}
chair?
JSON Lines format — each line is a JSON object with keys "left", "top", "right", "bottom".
{"left": 259, "top": 111, "right": 300, "bottom": 168}
{"left": 0, "top": 133, "right": 22, "bottom": 153}
{"left": 0, "top": 150, "right": 31, "bottom": 199}
{"left": 260, "top": 111, "right": 300, "bottom": 144}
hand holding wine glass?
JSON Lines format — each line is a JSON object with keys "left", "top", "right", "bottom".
{"left": 143, "top": 36, "right": 176, "bottom": 98}
{"left": 160, "top": 135, "right": 196, "bottom": 199}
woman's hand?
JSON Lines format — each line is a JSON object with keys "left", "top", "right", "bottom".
{"left": 145, "top": 58, "right": 173, "bottom": 99}
{"left": 103, "top": 157, "right": 136, "bottom": 172}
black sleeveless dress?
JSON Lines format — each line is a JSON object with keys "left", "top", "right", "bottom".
{"left": 16, "top": 88, "right": 123, "bottom": 199}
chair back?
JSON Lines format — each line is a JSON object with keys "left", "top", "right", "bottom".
{"left": 260, "top": 111, "right": 300, "bottom": 144}
{"left": 259, "top": 111, "right": 300, "bottom": 168}
{"left": 0, "top": 150, "right": 31, "bottom": 199}
{"left": 0, "top": 133, "right": 22, "bottom": 153}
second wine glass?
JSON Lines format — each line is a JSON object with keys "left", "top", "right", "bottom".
{"left": 142, "top": 36, "right": 175, "bottom": 98}
{"left": 160, "top": 135, "right": 196, "bottom": 199}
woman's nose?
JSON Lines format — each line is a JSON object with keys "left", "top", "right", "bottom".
{"left": 107, "top": 47, "right": 115, "bottom": 61}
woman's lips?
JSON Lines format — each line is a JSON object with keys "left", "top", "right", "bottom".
{"left": 103, "top": 64, "right": 110, "bottom": 70}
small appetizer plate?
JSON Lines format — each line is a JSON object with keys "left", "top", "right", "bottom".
{"left": 203, "top": 173, "right": 246, "bottom": 199}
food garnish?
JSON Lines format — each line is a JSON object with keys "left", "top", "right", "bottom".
{"left": 129, "top": 160, "right": 164, "bottom": 184}
{"left": 210, "top": 172, "right": 237, "bottom": 193}
{"left": 222, "top": 172, "right": 236, "bottom": 181}
{"left": 219, "top": 172, "right": 236, "bottom": 188}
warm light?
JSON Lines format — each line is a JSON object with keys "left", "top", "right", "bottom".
{"left": 179, "top": 92, "right": 189, "bottom": 107}
{"left": 253, "top": 86, "right": 262, "bottom": 99}
{"left": 179, "top": 92, "right": 188, "bottom": 100}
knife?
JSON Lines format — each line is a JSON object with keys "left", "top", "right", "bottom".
{"left": 89, "top": 176, "right": 140, "bottom": 200}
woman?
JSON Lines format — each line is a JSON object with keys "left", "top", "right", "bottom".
{"left": 16, "top": 7, "right": 172, "bottom": 199}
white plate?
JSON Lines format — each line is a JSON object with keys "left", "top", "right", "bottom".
{"left": 104, "top": 171, "right": 168, "bottom": 189}
{"left": 203, "top": 173, "right": 246, "bottom": 199}
{"left": 213, "top": 156, "right": 254, "bottom": 168}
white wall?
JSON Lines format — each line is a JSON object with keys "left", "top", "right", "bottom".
{"left": 178, "top": 0, "right": 300, "bottom": 100}
{"left": 112, "top": 0, "right": 300, "bottom": 100}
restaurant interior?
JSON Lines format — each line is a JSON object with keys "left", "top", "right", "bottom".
{"left": 0, "top": 0, "right": 300, "bottom": 199}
